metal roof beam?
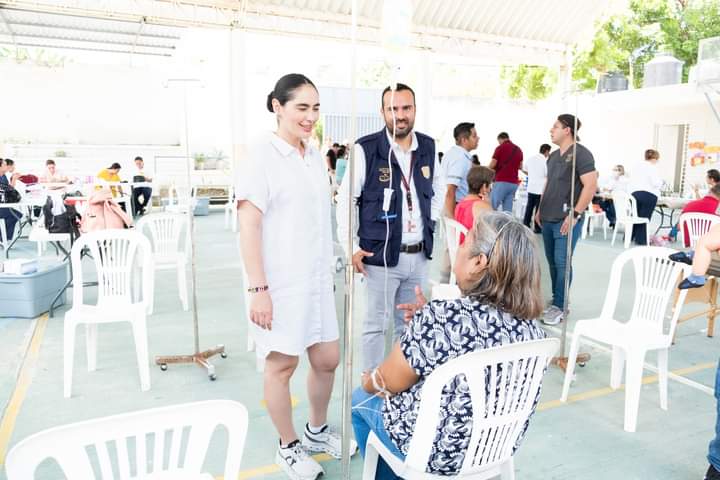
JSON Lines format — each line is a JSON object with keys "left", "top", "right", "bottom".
{"left": 0, "top": 39, "right": 172, "bottom": 56}
{"left": 4, "top": 19, "right": 181, "bottom": 40}
{"left": 5, "top": 31, "right": 176, "bottom": 49}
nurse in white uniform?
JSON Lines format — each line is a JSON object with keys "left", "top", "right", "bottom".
{"left": 236, "top": 73, "right": 355, "bottom": 480}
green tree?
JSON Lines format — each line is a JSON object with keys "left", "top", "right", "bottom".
{"left": 503, "top": 0, "right": 720, "bottom": 98}
{"left": 572, "top": 0, "right": 720, "bottom": 90}
{"left": 501, "top": 64, "right": 558, "bottom": 100}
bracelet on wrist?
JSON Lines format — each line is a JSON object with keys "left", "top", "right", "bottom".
{"left": 247, "top": 285, "right": 269, "bottom": 293}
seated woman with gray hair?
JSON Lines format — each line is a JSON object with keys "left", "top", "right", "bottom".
{"left": 351, "top": 211, "right": 547, "bottom": 479}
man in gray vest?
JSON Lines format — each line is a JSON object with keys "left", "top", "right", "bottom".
{"left": 337, "top": 83, "right": 443, "bottom": 371}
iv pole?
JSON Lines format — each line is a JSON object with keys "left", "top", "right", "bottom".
{"left": 155, "top": 79, "right": 226, "bottom": 380}
{"left": 552, "top": 93, "right": 591, "bottom": 371}
{"left": 340, "top": 1, "right": 358, "bottom": 477}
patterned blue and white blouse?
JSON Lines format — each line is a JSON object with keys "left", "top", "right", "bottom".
{"left": 382, "top": 296, "right": 547, "bottom": 476}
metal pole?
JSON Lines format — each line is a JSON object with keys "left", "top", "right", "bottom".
{"left": 559, "top": 94, "right": 579, "bottom": 357}
{"left": 340, "top": 1, "right": 357, "bottom": 477}
{"left": 182, "top": 85, "right": 201, "bottom": 354}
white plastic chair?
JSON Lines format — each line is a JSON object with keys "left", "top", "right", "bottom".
{"left": 678, "top": 212, "right": 720, "bottom": 248}
{"left": 611, "top": 192, "right": 649, "bottom": 248}
{"left": 224, "top": 186, "right": 238, "bottom": 232}
{"left": 443, "top": 217, "right": 468, "bottom": 285}
{"left": 560, "top": 247, "right": 691, "bottom": 432}
{"left": 136, "top": 212, "right": 190, "bottom": 313}
{"left": 63, "top": 229, "right": 154, "bottom": 398}
{"left": 363, "top": 338, "right": 559, "bottom": 480}
{"left": 165, "top": 184, "right": 192, "bottom": 214}
{"left": 582, "top": 203, "right": 608, "bottom": 240}
{"left": 5, "top": 399, "right": 248, "bottom": 480}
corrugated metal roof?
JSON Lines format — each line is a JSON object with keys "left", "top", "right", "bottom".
{"left": 0, "top": 0, "right": 626, "bottom": 62}
{"left": 0, "top": 5, "right": 181, "bottom": 56}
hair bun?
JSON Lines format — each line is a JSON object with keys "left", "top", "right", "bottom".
{"left": 266, "top": 91, "right": 275, "bottom": 112}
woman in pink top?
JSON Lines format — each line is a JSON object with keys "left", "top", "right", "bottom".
{"left": 455, "top": 166, "right": 495, "bottom": 243}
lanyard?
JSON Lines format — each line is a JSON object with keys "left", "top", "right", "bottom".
{"left": 391, "top": 151, "right": 416, "bottom": 212}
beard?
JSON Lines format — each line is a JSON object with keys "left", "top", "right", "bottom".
{"left": 385, "top": 118, "right": 413, "bottom": 139}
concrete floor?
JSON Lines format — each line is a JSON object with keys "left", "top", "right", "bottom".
{"left": 0, "top": 209, "right": 717, "bottom": 479}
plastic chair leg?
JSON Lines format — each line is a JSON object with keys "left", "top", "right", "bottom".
{"left": 611, "top": 227, "right": 617, "bottom": 246}
{"left": 177, "top": 262, "right": 189, "bottom": 311}
{"left": 362, "top": 441, "right": 380, "bottom": 480}
{"left": 499, "top": 457, "right": 515, "bottom": 480}
{"left": 85, "top": 324, "right": 98, "bottom": 372}
{"left": 623, "top": 350, "right": 646, "bottom": 432}
{"left": 64, "top": 318, "right": 77, "bottom": 398}
{"left": 658, "top": 348, "right": 669, "bottom": 410}
{"left": 624, "top": 223, "right": 632, "bottom": 249}
{"left": 610, "top": 346, "right": 625, "bottom": 389}
{"left": 131, "top": 318, "right": 151, "bottom": 392}
{"left": 560, "top": 333, "right": 581, "bottom": 401}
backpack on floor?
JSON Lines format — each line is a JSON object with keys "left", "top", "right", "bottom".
{"left": 80, "top": 188, "right": 132, "bottom": 233}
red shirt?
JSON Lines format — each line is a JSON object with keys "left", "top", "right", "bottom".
{"left": 493, "top": 141, "right": 523, "bottom": 183}
{"left": 680, "top": 195, "right": 719, "bottom": 247}
{"left": 454, "top": 198, "right": 480, "bottom": 244}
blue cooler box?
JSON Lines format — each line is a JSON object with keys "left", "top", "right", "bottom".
{"left": 193, "top": 197, "right": 210, "bottom": 216}
{"left": 0, "top": 262, "right": 69, "bottom": 318}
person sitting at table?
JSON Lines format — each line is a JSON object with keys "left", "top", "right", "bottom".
{"left": 668, "top": 184, "right": 720, "bottom": 246}
{"left": 0, "top": 159, "right": 22, "bottom": 242}
{"left": 96, "top": 163, "right": 126, "bottom": 211}
{"left": 691, "top": 169, "right": 720, "bottom": 200}
{"left": 39, "top": 159, "right": 70, "bottom": 184}
{"left": 629, "top": 149, "right": 663, "bottom": 245}
{"left": 131, "top": 156, "right": 152, "bottom": 216}
{"left": 598, "top": 164, "right": 629, "bottom": 228}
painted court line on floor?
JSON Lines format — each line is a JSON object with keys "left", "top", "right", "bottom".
{"left": 0, "top": 314, "right": 47, "bottom": 466}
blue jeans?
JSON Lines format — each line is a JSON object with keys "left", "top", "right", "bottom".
{"left": 491, "top": 181, "right": 518, "bottom": 213}
{"left": 352, "top": 388, "right": 404, "bottom": 480}
{"left": 541, "top": 218, "right": 584, "bottom": 309}
{"left": 708, "top": 361, "right": 720, "bottom": 470}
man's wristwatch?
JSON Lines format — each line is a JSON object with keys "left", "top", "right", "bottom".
{"left": 572, "top": 209, "right": 583, "bottom": 220}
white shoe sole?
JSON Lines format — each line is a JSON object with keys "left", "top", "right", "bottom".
{"left": 275, "top": 451, "right": 324, "bottom": 480}
{"left": 302, "top": 438, "right": 358, "bottom": 460}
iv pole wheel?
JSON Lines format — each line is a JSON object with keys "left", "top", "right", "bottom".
{"left": 220, "top": 352, "right": 228, "bottom": 359}
{"left": 160, "top": 363, "right": 168, "bottom": 371}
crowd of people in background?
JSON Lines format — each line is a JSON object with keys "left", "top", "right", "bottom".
{"left": 0, "top": 155, "right": 154, "bottom": 241}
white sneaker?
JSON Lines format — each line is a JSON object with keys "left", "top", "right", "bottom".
{"left": 542, "top": 305, "right": 564, "bottom": 326}
{"left": 302, "top": 424, "right": 358, "bottom": 459}
{"left": 275, "top": 440, "right": 324, "bottom": 480}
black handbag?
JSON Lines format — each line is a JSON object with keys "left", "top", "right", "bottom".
{"left": 0, "top": 183, "right": 21, "bottom": 203}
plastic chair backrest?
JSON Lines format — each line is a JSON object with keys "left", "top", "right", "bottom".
{"left": 678, "top": 212, "right": 720, "bottom": 248}
{"left": 404, "top": 338, "right": 559, "bottom": 475}
{"left": 5, "top": 400, "right": 248, "bottom": 480}
{"left": 598, "top": 246, "right": 691, "bottom": 338}
{"left": 136, "top": 212, "right": 189, "bottom": 261}
{"left": 71, "top": 229, "right": 153, "bottom": 310}
{"left": 443, "top": 217, "right": 468, "bottom": 282}
{"left": 612, "top": 191, "right": 637, "bottom": 222}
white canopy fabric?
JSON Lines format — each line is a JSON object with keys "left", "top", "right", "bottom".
{"left": 0, "top": 0, "right": 627, "bottom": 64}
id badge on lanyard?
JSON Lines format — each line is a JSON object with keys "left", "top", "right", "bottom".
{"left": 393, "top": 151, "right": 417, "bottom": 233}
